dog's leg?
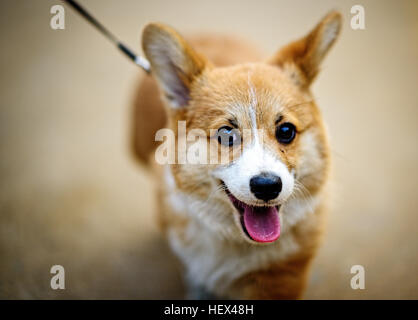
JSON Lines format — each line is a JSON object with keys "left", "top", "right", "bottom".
{"left": 185, "top": 281, "right": 222, "bottom": 300}
{"left": 231, "top": 254, "right": 314, "bottom": 300}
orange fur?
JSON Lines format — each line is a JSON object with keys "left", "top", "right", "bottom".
{"left": 132, "top": 11, "right": 341, "bottom": 299}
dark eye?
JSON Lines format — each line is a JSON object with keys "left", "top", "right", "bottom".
{"left": 217, "top": 126, "right": 241, "bottom": 147}
{"left": 276, "top": 122, "right": 296, "bottom": 144}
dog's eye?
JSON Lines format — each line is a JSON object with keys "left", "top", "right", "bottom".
{"left": 217, "top": 126, "right": 241, "bottom": 147}
{"left": 276, "top": 122, "right": 296, "bottom": 144}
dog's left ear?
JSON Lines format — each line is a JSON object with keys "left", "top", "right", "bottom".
{"left": 142, "top": 23, "right": 208, "bottom": 108}
{"left": 269, "top": 11, "right": 342, "bottom": 88}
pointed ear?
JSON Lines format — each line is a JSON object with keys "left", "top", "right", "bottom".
{"left": 269, "top": 11, "right": 342, "bottom": 88}
{"left": 142, "top": 23, "right": 208, "bottom": 108}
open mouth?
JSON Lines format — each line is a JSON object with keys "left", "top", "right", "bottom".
{"left": 221, "top": 182, "right": 281, "bottom": 243}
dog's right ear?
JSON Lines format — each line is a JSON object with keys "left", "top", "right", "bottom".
{"left": 142, "top": 23, "right": 208, "bottom": 109}
{"left": 269, "top": 11, "right": 342, "bottom": 88}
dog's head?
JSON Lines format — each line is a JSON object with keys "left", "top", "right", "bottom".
{"left": 143, "top": 12, "right": 341, "bottom": 244}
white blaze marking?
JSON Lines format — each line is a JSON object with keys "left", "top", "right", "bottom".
{"left": 247, "top": 72, "right": 259, "bottom": 145}
{"left": 212, "top": 73, "right": 294, "bottom": 205}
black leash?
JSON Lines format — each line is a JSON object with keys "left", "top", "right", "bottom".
{"left": 62, "top": 0, "right": 151, "bottom": 73}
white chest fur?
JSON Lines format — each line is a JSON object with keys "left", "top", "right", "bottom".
{"left": 167, "top": 214, "right": 299, "bottom": 296}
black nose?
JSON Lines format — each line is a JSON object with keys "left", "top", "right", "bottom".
{"left": 250, "top": 173, "right": 282, "bottom": 202}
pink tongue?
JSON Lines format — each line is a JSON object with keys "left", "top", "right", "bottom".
{"left": 243, "top": 205, "right": 280, "bottom": 243}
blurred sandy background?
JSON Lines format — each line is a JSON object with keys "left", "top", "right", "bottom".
{"left": 0, "top": 0, "right": 417, "bottom": 299}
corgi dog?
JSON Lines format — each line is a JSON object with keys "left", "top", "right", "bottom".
{"left": 131, "top": 11, "right": 342, "bottom": 299}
